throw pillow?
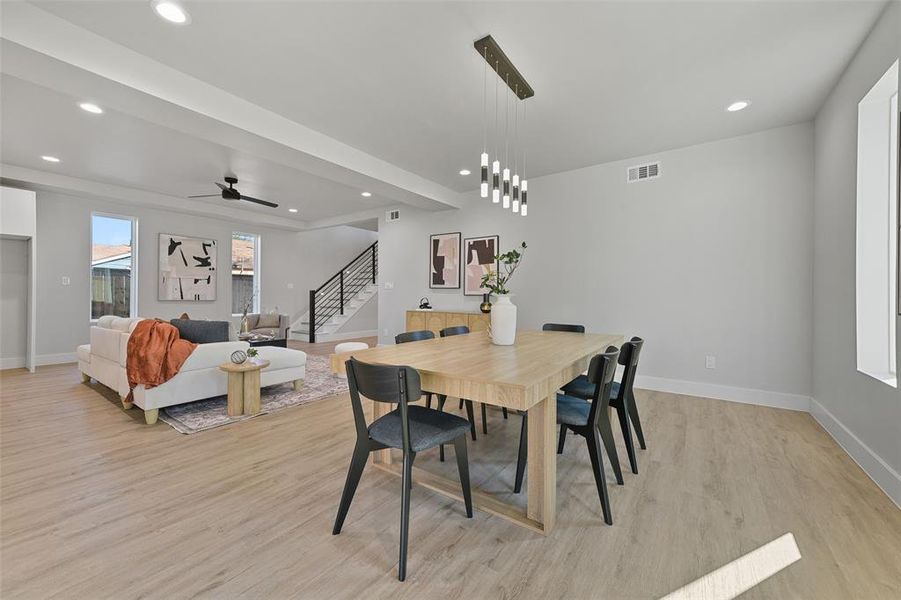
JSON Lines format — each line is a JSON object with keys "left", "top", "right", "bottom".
{"left": 170, "top": 319, "right": 230, "bottom": 344}
{"left": 257, "top": 312, "right": 281, "bottom": 329}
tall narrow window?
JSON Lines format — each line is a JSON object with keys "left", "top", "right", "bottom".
{"left": 232, "top": 232, "right": 260, "bottom": 315}
{"left": 91, "top": 213, "right": 137, "bottom": 319}
{"left": 855, "top": 59, "right": 898, "bottom": 387}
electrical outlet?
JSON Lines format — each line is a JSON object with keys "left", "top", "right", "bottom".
{"left": 705, "top": 355, "right": 716, "bottom": 369}
{"left": 61, "top": 276, "right": 70, "bottom": 286}
{"left": 384, "top": 282, "right": 394, "bottom": 290}
{"left": 287, "top": 283, "right": 294, "bottom": 289}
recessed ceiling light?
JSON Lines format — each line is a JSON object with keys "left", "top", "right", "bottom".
{"left": 79, "top": 102, "right": 103, "bottom": 114}
{"left": 288, "top": 208, "right": 298, "bottom": 213}
{"left": 41, "top": 155, "right": 60, "bottom": 163}
{"left": 459, "top": 169, "right": 471, "bottom": 176}
{"left": 726, "top": 100, "right": 750, "bottom": 112}
{"left": 361, "top": 192, "right": 372, "bottom": 197}
{"left": 152, "top": 0, "right": 190, "bottom": 24}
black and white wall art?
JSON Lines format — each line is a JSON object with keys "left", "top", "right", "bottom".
{"left": 159, "top": 233, "right": 217, "bottom": 301}
{"left": 464, "top": 235, "right": 499, "bottom": 295}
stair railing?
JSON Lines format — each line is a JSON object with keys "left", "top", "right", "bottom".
{"left": 308, "top": 241, "right": 377, "bottom": 342}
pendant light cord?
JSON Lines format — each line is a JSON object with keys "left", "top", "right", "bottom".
{"left": 482, "top": 46, "right": 488, "bottom": 153}
{"left": 505, "top": 74, "right": 510, "bottom": 166}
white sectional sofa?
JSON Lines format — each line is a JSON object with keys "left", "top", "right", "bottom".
{"left": 78, "top": 316, "right": 306, "bottom": 424}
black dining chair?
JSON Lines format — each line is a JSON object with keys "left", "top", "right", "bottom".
{"left": 395, "top": 330, "right": 435, "bottom": 409}
{"left": 437, "top": 326, "right": 484, "bottom": 438}
{"left": 542, "top": 323, "right": 586, "bottom": 333}
{"left": 513, "top": 346, "right": 622, "bottom": 525}
{"left": 561, "top": 337, "right": 646, "bottom": 474}
{"left": 332, "top": 357, "right": 473, "bottom": 582}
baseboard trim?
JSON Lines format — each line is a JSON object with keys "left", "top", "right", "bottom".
{"left": 809, "top": 399, "right": 901, "bottom": 508}
{"left": 34, "top": 352, "right": 77, "bottom": 366}
{"left": 0, "top": 357, "right": 26, "bottom": 370}
{"left": 635, "top": 375, "right": 811, "bottom": 412}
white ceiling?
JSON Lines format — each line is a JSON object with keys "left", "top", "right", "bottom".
{"left": 0, "top": 74, "right": 395, "bottom": 222}
{"left": 0, "top": 1, "right": 887, "bottom": 224}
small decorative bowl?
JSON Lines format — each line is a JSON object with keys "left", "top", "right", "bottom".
{"left": 230, "top": 350, "right": 247, "bottom": 364}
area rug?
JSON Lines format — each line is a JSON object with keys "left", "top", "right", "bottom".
{"left": 159, "top": 355, "right": 348, "bottom": 434}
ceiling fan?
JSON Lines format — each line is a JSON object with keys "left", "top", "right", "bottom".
{"left": 188, "top": 176, "right": 278, "bottom": 208}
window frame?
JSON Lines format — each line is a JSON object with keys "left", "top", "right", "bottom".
{"left": 855, "top": 60, "right": 898, "bottom": 388}
{"left": 90, "top": 211, "right": 138, "bottom": 322}
{"left": 231, "top": 231, "right": 261, "bottom": 316}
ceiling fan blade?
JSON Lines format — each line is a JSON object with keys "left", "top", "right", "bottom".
{"left": 215, "top": 182, "right": 228, "bottom": 191}
{"left": 239, "top": 194, "right": 278, "bottom": 208}
{"left": 187, "top": 194, "right": 220, "bottom": 198}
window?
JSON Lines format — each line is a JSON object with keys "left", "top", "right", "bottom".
{"left": 91, "top": 213, "right": 137, "bottom": 319}
{"left": 855, "top": 59, "right": 898, "bottom": 387}
{"left": 232, "top": 232, "right": 260, "bottom": 315}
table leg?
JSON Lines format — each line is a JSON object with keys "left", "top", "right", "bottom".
{"left": 243, "top": 368, "right": 262, "bottom": 415}
{"left": 527, "top": 394, "right": 557, "bottom": 533}
{"left": 226, "top": 372, "right": 244, "bottom": 416}
{"left": 371, "top": 400, "right": 393, "bottom": 465}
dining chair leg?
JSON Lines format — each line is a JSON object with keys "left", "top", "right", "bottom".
{"left": 597, "top": 415, "right": 624, "bottom": 485}
{"left": 464, "top": 400, "right": 477, "bottom": 440}
{"left": 627, "top": 391, "right": 647, "bottom": 449}
{"left": 459, "top": 399, "right": 464, "bottom": 410}
{"left": 453, "top": 436, "right": 474, "bottom": 518}
{"left": 398, "top": 450, "right": 415, "bottom": 582}
{"left": 513, "top": 413, "right": 528, "bottom": 493}
{"left": 586, "top": 429, "right": 613, "bottom": 525}
{"left": 615, "top": 400, "right": 638, "bottom": 474}
{"left": 502, "top": 407, "right": 508, "bottom": 419}
{"left": 557, "top": 425, "right": 567, "bottom": 454}
{"left": 437, "top": 395, "right": 447, "bottom": 462}
{"left": 481, "top": 402, "right": 488, "bottom": 435}
{"left": 426, "top": 393, "right": 432, "bottom": 409}
{"left": 332, "top": 442, "right": 370, "bottom": 535}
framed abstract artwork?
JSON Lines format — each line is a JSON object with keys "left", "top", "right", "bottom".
{"left": 463, "top": 235, "right": 499, "bottom": 296}
{"left": 429, "top": 232, "right": 461, "bottom": 289}
{"left": 159, "top": 233, "right": 217, "bottom": 301}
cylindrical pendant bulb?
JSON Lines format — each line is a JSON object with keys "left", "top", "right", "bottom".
{"left": 480, "top": 152, "right": 489, "bottom": 198}
{"left": 492, "top": 159, "right": 500, "bottom": 203}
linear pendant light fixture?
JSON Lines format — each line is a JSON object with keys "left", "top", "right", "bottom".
{"left": 475, "top": 35, "right": 534, "bottom": 216}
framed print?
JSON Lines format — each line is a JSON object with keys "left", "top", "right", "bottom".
{"left": 429, "top": 232, "right": 461, "bottom": 289}
{"left": 463, "top": 235, "right": 499, "bottom": 296}
{"left": 159, "top": 233, "right": 217, "bottom": 301}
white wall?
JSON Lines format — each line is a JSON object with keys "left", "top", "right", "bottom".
{"left": 32, "top": 190, "right": 376, "bottom": 359}
{"left": 0, "top": 239, "right": 29, "bottom": 366}
{"left": 812, "top": 1, "right": 900, "bottom": 503}
{"left": 379, "top": 123, "right": 814, "bottom": 402}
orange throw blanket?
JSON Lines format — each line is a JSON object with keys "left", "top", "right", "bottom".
{"left": 126, "top": 319, "right": 197, "bottom": 400}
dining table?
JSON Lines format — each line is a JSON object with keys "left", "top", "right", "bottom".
{"left": 330, "top": 328, "right": 623, "bottom": 535}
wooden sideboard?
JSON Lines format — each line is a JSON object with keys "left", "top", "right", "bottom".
{"left": 405, "top": 310, "right": 489, "bottom": 336}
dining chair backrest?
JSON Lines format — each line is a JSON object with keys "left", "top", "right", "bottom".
{"left": 345, "top": 357, "right": 422, "bottom": 452}
{"left": 395, "top": 330, "right": 435, "bottom": 344}
{"left": 440, "top": 325, "right": 470, "bottom": 337}
{"left": 542, "top": 323, "right": 586, "bottom": 333}
{"left": 616, "top": 337, "right": 644, "bottom": 400}
{"left": 584, "top": 346, "right": 621, "bottom": 429}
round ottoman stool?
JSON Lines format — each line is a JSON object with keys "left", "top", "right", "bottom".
{"left": 334, "top": 342, "right": 369, "bottom": 378}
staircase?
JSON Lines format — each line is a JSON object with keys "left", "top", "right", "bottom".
{"left": 290, "top": 241, "right": 378, "bottom": 343}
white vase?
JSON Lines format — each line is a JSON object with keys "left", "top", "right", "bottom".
{"left": 489, "top": 294, "right": 517, "bottom": 346}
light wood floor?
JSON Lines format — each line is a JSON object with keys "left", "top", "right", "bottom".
{"left": 1, "top": 348, "right": 899, "bottom": 599}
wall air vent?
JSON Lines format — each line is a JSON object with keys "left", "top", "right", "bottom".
{"left": 386, "top": 209, "right": 401, "bottom": 222}
{"left": 627, "top": 161, "right": 661, "bottom": 183}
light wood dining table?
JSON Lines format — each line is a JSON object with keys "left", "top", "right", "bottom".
{"left": 331, "top": 329, "right": 623, "bottom": 535}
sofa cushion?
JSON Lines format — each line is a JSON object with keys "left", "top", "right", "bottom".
{"left": 181, "top": 341, "right": 250, "bottom": 372}
{"left": 90, "top": 325, "right": 122, "bottom": 362}
{"left": 253, "top": 346, "right": 307, "bottom": 370}
{"left": 257, "top": 312, "right": 281, "bottom": 328}
{"left": 170, "top": 319, "right": 230, "bottom": 344}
